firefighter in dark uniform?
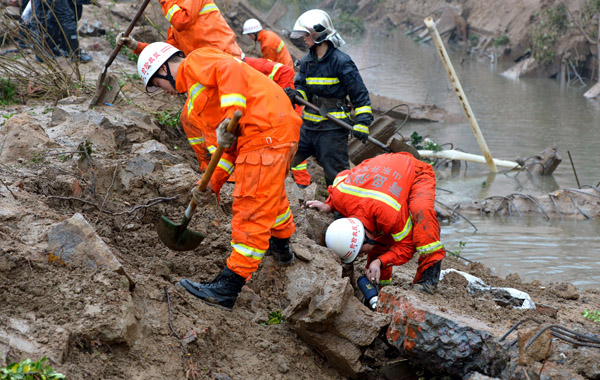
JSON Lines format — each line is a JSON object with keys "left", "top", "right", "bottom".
{"left": 284, "top": 9, "right": 373, "bottom": 186}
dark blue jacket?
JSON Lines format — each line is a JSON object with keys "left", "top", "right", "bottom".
{"left": 295, "top": 43, "right": 373, "bottom": 131}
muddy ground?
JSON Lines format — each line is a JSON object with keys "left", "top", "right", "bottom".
{"left": 1, "top": 0, "right": 600, "bottom": 379}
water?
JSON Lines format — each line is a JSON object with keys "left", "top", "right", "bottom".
{"left": 344, "top": 30, "right": 600, "bottom": 289}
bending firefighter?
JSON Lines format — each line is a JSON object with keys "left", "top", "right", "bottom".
{"left": 242, "top": 18, "right": 294, "bottom": 68}
{"left": 117, "top": 0, "right": 243, "bottom": 172}
{"left": 137, "top": 43, "right": 302, "bottom": 309}
{"left": 285, "top": 9, "right": 373, "bottom": 186}
{"left": 306, "top": 152, "right": 446, "bottom": 294}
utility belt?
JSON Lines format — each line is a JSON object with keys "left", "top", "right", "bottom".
{"left": 313, "top": 95, "right": 348, "bottom": 109}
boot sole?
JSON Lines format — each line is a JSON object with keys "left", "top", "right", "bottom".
{"left": 179, "top": 279, "right": 236, "bottom": 310}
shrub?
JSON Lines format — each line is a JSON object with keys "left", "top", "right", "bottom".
{"left": 0, "top": 79, "right": 17, "bottom": 106}
{"left": 0, "top": 357, "right": 66, "bottom": 380}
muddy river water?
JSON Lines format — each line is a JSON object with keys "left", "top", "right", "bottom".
{"left": 345, "top": 30, "right": 600, "bottom": 289}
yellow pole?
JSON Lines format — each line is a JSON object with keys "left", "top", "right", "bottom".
{"left": 424, "top": 17, "right": 498, "bottom": 172}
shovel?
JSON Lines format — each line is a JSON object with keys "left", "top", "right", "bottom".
{"left": 293, "top": 95, "right": 420, "bottom": 156}
{"left": 89, "top": 0, "right": 152, "bottom": 107}
{"left": 157, "top": 110, "right": 242, "bottom": 251}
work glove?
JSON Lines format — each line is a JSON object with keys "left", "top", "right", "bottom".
{"left": 191, "top": 186, "right": 217, "bottom": 207}
{"left": 216, "top": 118, "right": 236, "bottom": 148}
{"left": 352, "top": 125, "right": 369, "bottom": 143}
{"left": 284, "top": 87, "right": 301, "bottom": 105}
{"left": 116, "top": 32, "right": 138, "bottom": 51}
{"left": 416, "top": 260, "right": 442, "bottom": 294}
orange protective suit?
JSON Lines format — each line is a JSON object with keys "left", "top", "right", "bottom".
{"left": 176, "top": 48, "right": 302, "bottom": 279}
{"left": 325, "top": 152, "right": 446, "bottom": 285}
{"left": 135, "top": 0, "right": 242, "bottom": 58}
{"left": 256, "top": 30, "right": 294, "bottom": 68}
{"left": 244, "top": 57, "right": 311, "bottom": 187}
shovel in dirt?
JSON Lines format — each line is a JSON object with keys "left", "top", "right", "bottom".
{"left": 293, "top": 95, "right": 420, "bottom": 157}
{"left": 89, "top": 0, "right": 152, "bottom": 107}
{"left": 157, "top": 110, "right": 242, "bottom": 251}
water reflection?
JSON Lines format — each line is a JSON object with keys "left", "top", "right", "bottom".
{"left": 344, "top": 30, "right": 600, "bottom": 288}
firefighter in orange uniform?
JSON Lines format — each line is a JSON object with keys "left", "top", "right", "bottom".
{"left": 117, "top": 0, "right": 243, "bottom": 172}
{"left": 242, "top": 18, "right": 294, "bottom": 68}
{"left": 306, "top": 152, "right": 446, "bottom": 293}
{"left": 137, "top": 42, "right": 302, "bottom": 309}
{"left": 243, "top": 57, "right": 311, "bottom": 188}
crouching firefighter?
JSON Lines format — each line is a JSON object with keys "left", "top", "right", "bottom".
{"left": 137, "top": 42, "right": 302, "bottom": 309}
{"left": 306, "top": 152, "right": 446, "bottom": 295}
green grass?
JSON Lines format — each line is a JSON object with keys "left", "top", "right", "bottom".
{"left": 0, "top": 79, "right": 18, "bottom": 106}
{"left": 0, "top": 357, "right": 65, "bottom": 380}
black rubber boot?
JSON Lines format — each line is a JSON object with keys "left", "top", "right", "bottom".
{"left": 268, "top": 236, "right": 295, "bottom": 265}
{"left": 179, "top": 267, "right": 245, "bottom": 310}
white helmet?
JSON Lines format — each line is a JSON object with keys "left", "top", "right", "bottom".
{"left": 325, "top": 217, "right": 365, "bottom": 264}
{"left": 290, "top": 9, "right": 345, "bottom": 48}
{"left": 243, "top": 18, "right": 263, "bottom": 34}
{"left": 137, "top": 42, "right": 183, "bottom": 93}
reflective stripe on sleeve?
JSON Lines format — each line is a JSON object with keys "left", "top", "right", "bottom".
{"left": 188, "top": 136, "right": 205, "bottom": 145}
{"left": 217, "top": 158, "right": 234, "bottom": 176}
{"left": 276, "top": 40, "right": 285, "bottom": 53}
{"left": 354, "top": 105, "right": 372, "bottom": 115}
{"left": 207, "top": 145, "right": 216, "bottom": 154}
{"left": 306, "top": 77, "right": 340, "bottom": 85}
{"left": 302, "top": 111, "right": 327, "bottom": 122}
{"left": 291, "top": 162, "right": 307, "bottom": 171}
{"left": 165, "top": 4, "right": 181, "bottom": 22}
{"left": 232, "top": 242, "right": 266, "bottom": 260}
{"left": 336, "top": 182, "right": 402, "bottom": 212}
{"left": 220, "top": 93, "right": 247, "bottom": 108}
{"left": 417, "top": 241, "right": 444, "bottom": 256}
{"left": 272, "top": 207, "right": 291, "bottom": 227}
{"left": 199, "top": 2, "right": 218, "bottom": 15}
{"left": 297, "top": 89, "right": 308, "bottom": 101}
{"left": 187, "top": 82, "right": 206, "bottom": 116}
{"left": 332, "top": 174, "right": 349, "bottom": 187}
{"left": 391, "top": 217, "right": 412, "bottom": 242}
{"left": 353, "top": 124, "right": 369, "bottom": 134}
{"left": 379, "top": 278, "right": 392, "bottom": 286}
{"left": 268, "top": 63, "right": 283, "bottom": 80}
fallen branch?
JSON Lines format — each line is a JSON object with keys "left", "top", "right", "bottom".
{"left": 46, "top": 195, "right": 178, "bottom": 215}
{"left": 0, "top": 177, "right": 16, "bottom": 199}
{"left": 435, "top": 199, "right": 478, "bottom": 232}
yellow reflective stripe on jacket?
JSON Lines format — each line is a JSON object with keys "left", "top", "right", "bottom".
{"left": 297, "top": 89, "right": 308, "bottom": 101}
{"left": 306, "top": 77, "right": 340, "bottom": 85}
{"left": 188, "top": 136, "right": 205, "bottom": 145}
{"left": 329, "top": 111, "right": 349, "bottom": 119}
{"left": 417, "top": 241, "right": 444, "bottom": 255}
{"left": 391, "top": 217, "right": 412, "bottom": 242}
{"left": 188, "top": 82, "right": 206, "bottom": 116}
{"left": 217, "top": 158, "right": 234, "bottom": 175}
{"left": 355, "top": 105, "right": 372, "bottom": 115}
{"left": 165, "top": 4, "right": 181, "bottom": 21}
{"left": 292, "top": 162, "right": 307, "bottom": 171}
{"left": 379, "top": 278, "right": 392, "bottom": 286}
{"left": 268, "top": 63, "right": 283, "bottom": 80}
{"left": 207, "top": 145, "right": 216, "bottom": 153}
{"left": 276, "top": 40, "right": 285, "bottom": 53}
{"left": 336, "top": 182, "right": 402, "bottom": 212}
{"left": 273, "top": 207, "right": 291, "bottom": 227}
{"left": 232, "top": 242, "right": 266, "bottom": 260}
{"left": 199, "top": 2, "right": 218, "bottom": 15}
{"left": 220, "top": 93, "right": 246, "bottom": 108}
{"left": 303, "top": 111, "right": 326, "bottom": 122}
{"left": 332, "top": 174, "right": 348, "bottom": 187}
{"left": 353, "top": 124, "right": 369, "bottom": 134}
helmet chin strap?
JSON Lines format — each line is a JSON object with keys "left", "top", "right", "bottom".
{"left": 154, "top": 62, "right": 178, "bottom": 92}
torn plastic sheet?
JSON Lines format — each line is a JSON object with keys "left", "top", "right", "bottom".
{"left": 440, "top": 268, "right": 536, "bottom": 309}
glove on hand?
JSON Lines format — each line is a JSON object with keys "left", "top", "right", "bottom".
{"left": 352, "top": 126, "right": 369, "bottom": 143}
{"left": 116, "top": 32, "right": 138, "bottom": 50}
{"left": 416, "top": 260, "right": 442, "bottom": 294}
{"left": 216, "top": 118, "right": 236, "bottom": 148}
{"left": 284, "top": 87, "right": 300, "bottom": 105}
{"left": 191, "top": 186, "right": 217, "bottom": 207}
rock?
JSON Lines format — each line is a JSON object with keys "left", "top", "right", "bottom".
{"left": 549, "top": 283, "right": 579, "bottom": 300}
{"left": 501, "top": 58, "right": 539, "bottom": 79}
{"left": 131, "top": 140, "right": 182, "bottom": 164}
{"left": 47, "top": 213, "right": 133, "bottom": 289}
{"left": 584, "top": 82, "right": 600, "bottom": 99}
{"left": 518, "top": 327, "right": 552, "bottom": 365}
{"left": 0, "top": 114, "right": 60, "bottom": 164}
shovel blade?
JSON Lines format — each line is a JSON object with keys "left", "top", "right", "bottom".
{"left": 157, "top": 215, "right": 205, "bottom": 251}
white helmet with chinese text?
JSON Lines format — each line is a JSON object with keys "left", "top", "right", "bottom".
{"left": 290, "top": 9, "right": 345, "bottom": 48}
{"left": 137, "top": 42, "right": 183, "bottom": 93}
{"left": 325, "top": 217, "right": 365, "bottom": 264}
{"left": 243, "top": 18, "right": 263, "bottom": 34}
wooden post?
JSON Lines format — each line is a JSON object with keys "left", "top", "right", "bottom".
{"left": 424, "top": 17, "right": 498, "bottom": 172}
